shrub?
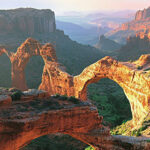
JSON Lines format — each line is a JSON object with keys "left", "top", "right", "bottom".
{"left": 11, "top": 91, "right": 23, "bottom": 101}
{"left": 68, "top": 96, "right": 80, "bottom": 104}
{"left": 53, "top": 93, "right": 61, "bottom": 98}
{"left": 85, "top": 146, "right": 94, "bottom": 150}
{"left": 59, "top": 95, "right": 68, "bottom": 100}
{"left": 136, "top": 65, "right": 143, "bottom": 70}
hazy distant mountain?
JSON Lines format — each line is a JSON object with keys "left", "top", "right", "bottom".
{"left": 56, "top": 10, "right": 135, "bottom": 45}
{"left": 56, "top": 10, "right": 135, "bottom": 29}
{"left": 95, "top": 35, "right": 121, "bottom": 51}
{"left": 56, "top": 20, "right": 111, "bottom": 45}
{"left": 86, "top": 10, "right": 135, "bottom": 29}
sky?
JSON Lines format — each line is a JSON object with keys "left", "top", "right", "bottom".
{"left": 0, "top": 0, "right": 150, "bottom": 15}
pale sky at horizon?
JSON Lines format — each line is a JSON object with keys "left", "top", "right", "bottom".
{"left": 0, "top": 0, "right": 150, "bottom": 15}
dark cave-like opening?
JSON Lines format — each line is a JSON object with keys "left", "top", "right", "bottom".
{"left": 25, "top": 56, "right": 45, "bottom": 89}
{"left": 21, "top": 134, "right": 88, "bottom": 150}
{"left": 0, "top": 54, "right": 11, "bottom": 88}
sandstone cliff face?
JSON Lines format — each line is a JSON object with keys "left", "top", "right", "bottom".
{"left": 0, "top": 95, "right": 106, "bottom": 150}
{"left": 107, "top": 7, "right": 150, "bottom": 43}
{"left": 0, "top": 90, "right": 150, "bottom": 150}
{"left": 135, "top": 7, "right": 150, "bottom": 21}
{"left": 0, "top": 8, "right": 56, "bottom": 35}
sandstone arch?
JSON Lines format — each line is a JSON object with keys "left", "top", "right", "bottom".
{"left": 0, "top": 97, "right": 111, "bottom": 150}
{"left": 0, "top": 38, "right": 57, "bottom": 90}
{"left": 40, "top": 54, "right": 150, "bottom": 126}
{"left": 73, "top": 56, "right": 150, "bottom": 126}
{"left": 0, "top": 38, "right": 150, "bottom": 127}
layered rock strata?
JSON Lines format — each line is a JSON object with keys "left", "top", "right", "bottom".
{"left": 0, "top": 8, "right": 56, "bottom": 35}
{"left": 0, "top": 95, "right": 149, "bottom": 150}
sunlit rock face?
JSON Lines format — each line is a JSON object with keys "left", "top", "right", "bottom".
{"left": 135, "top": 7, "right": 150, "bottom": 21}
{"left": 73, "top": 56, "right": 150, "bottom": 126}
{"left": 107, "top": 7, "right": 150, "bottom": 43}
{"left": 0, "top": 38, "right": 150, "bottom": 127}
{"left": 0, "top": 8, "right": 56, "bottom": 35}
{"left": 118, "top": 7, "right": 150, "bottom": 32}
{"left": 40, "top": 53, "right": 150, "bottom": 127}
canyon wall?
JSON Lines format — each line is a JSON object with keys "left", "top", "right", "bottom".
{"left": 107, "top": 6, "right": 150, "bottom": 43}
{"left": 135, "top": 7, "right": 150, "bottom": 21}
{"left": 0, "top": 8, "right": 56, "bottom": 36}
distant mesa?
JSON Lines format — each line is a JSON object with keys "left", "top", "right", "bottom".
{"left": 135, "top": 7, "right": 150, "bottom": 21}
{"left": 106, "top": 6, "right": 150, "bottom": 43}
{"left": 0, "top": 8, "right": 56, "bottom": 36}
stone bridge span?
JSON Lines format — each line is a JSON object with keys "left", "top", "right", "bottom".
{"left": 0, "top": 38, "right": 150, "bottom": 127}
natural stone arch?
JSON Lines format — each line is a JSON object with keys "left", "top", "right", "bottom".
{"left": 39, "top": 54, "right": 150, "bottom": 126}
{"left": 0, "top": 38, "right": 150, "bottom": 127}
{"left": 74, "top": 56, "right": 150, "bottom": 126}
{"left": 0, "top": 100, "right": 110, "bottom": 150}
{"left": 0, "top": 38, "right": 57, "bottom": 91}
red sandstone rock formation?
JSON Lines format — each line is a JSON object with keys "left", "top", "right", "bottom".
{"left": 135, "top": 7, "right": 150, "bottom": 21}
{"left": 0, "top": 8, "right": 56, "bottom": 35}
{"left": 0, "top": 38, "right": 57, "bottom": 91}
{"left": 0, "top": 94, "right": 149, "bottom": 150}
{"left": 0, "top": 96, "right": 107, "bottom": 150}
{"left": 0, "top": 38, "right": 150, "bottom": 128}
{"left": 0, "top": 39, "right": 150, "bottom": 149}
{"left": 39, "top": 54, "right": 150, "bottom": 127}
{"left": 107, "top": 7, "right": 150, "bottom": 41}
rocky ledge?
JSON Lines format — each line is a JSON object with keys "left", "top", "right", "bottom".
{"left": 0, "top": 91, "right": 150, "bottom": 150}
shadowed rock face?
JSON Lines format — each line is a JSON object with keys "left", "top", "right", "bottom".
{"left": 135, "top": 7, "right": 150, "bottom": 21}
{"left": 0, "top": 38, "right": 57, "bottom": 90}
{"left": 0, "top": 38, "right": 150, "bottom": 128}
{"left": 0, "top": 93, "right": 149, "bottom": 150}
{"left": 0, "top": 8, "right": 56, "bottom": 35}
{"left": 0, "top": 96, "right": 108, "bottom": 150}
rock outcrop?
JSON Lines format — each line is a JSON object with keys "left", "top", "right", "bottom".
{"left": 0, "top": 8, "right": 56, "bottom": 36}
{"left": 0, "top": 38, "right": 57, "bottom": 90}
{"left": 0, "top": 91, "right": 149, "bottom": 150}
{"left": 40, "top": 54, "right": 150, "bottom": 127}
{"left": 0, "top": 94, "right": 106, "bottom": 150}
{"left": 135, "top": 7, "right": 150, "bottom": 21}
{"left": 95, "top": 35, "right": 121, "bottom": 51}
{"left": 106, "top": 6, "right": 150, "bottom": 43}
{"left": 0, "top": 38, "right": 150, "bottom": 128}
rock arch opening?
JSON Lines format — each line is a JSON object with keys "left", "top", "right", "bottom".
{"left": 88, "top": 78, "right": 132, "bottom": 127}
{"left": 21, "top": 134, "right": 88, "bottom": 150}
{"left": 25, "top": 56, "right": 45, "bottom": 89}
{"left": 0, "top": 53, "right": 11, "bottom": 87}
